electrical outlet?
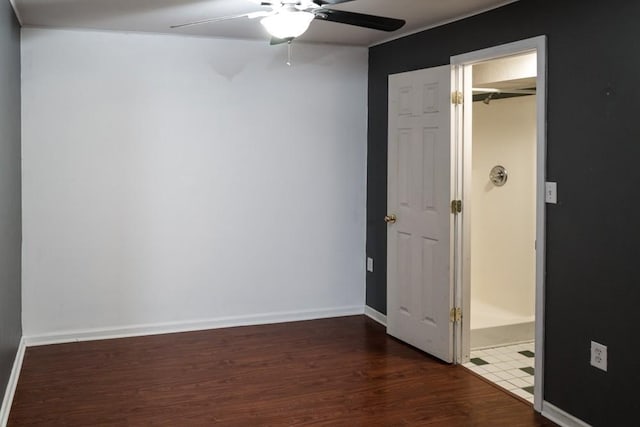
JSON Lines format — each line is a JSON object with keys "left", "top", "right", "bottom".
{"left": 367, "top": 257, "right": 374, "bottom": 273}
{"left": 591, "top": 341, "right": 607, "bottom": 372}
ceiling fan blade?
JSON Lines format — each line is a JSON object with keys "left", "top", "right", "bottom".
{"left": 315, "top": 9, "right": 405, "bottom": 32}
{"left": 171, "top": 11, "right": 269, "bottom": 29}
{"left": 314, "top": 0, "right": 355, "bottom": 4}
{"left": 270, "top": 36, "right": 295, "bottom": 45}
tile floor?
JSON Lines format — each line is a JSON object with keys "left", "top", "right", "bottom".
{"left": 463, "top": 342, "right": 535, "bottom": 404}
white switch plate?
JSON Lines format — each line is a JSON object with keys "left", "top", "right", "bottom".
{"left": 545, "top": 182, "right": 557, "bottom": 204}
{"left": 367, "top": 257, "right": 374, "bottom": 273}
{"left": 591, "top": 341, "right": 607, "bottom": 371}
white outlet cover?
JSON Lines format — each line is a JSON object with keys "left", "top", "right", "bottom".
{"left": 367, "top": 257, "right": 374, "bottom": 273}
{"left": 591, "top": 341, "right": 607, "bottom": 372}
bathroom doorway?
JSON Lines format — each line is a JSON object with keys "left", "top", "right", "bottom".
{"left": 450, "top": 37, "right": 546, "bottom": 409}
{"left": 465, "top": 52, "right": 537, "bottom": 404}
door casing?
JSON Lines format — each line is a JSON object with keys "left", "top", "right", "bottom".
{"left": 450, "top": 36, "right": 547, "bottom": 412}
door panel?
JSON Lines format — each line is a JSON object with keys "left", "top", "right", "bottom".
{"left": 387, "top": 65, "right": 453, "bottom": 363}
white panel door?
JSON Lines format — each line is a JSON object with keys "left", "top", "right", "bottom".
{"left": 387, "top": 65, "right": 453, "bottom": 363}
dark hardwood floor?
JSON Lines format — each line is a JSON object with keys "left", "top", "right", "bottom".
{"left": 9, "top": 316, "right": 555, "bottom": 426}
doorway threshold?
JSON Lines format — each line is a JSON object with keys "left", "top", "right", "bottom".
{"left": 462, "top": 342, "right": 535, "bottom": 404}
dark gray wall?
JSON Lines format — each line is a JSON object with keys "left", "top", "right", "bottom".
{"left": 367, "top": 0, "right": 640, "bottom": 425}
{"left": 0, "top": 0, "right": 21, "bottom": 403}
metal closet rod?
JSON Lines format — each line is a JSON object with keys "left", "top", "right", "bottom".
{"left": 472, "top": 87, "right": 536, "bottom": 95}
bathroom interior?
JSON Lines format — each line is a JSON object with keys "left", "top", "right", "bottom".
{"left": 463, "top": 52, "right": 538, "bottom": 403}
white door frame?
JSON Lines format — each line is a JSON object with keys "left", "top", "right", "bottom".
{"left": 450, "top": 36, "right": 547, "bottom": 412}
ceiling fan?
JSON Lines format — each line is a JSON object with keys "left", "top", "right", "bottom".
{"left": 171, "top": 0, "right": 406, "bottom": 45}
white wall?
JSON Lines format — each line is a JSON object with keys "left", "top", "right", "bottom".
{"left": 21, "top": 28, "right": 368, "bottom": 338}
{"left": 470, "top": 95, "right": 536, "bottom": 328}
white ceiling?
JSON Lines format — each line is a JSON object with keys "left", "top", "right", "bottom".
{"left": 13, "top": 0, "right": 518, "bottom": 46}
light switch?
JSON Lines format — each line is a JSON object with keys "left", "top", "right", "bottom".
{"left": 367, "top": 257, "right": 374, "bottom": 272}
{"left": 545, "top": 182, "right": 557, "bottom": 204}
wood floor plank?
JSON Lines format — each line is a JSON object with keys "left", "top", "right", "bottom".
{"left": 9, "top": 316, "right": 555, "bottom": 426}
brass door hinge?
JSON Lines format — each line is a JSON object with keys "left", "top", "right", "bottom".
{"left": 451, "top": 200, "right": 462, "bottom": 214}
{"left": 451, "top": 91, "right": 463, "bottom": 105}
{"left": 450, "top": 307, "right": 462, "bottom": 323}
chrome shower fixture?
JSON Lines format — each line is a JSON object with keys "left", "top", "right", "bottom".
{"left": 483, "top": 93, "right": 495, "bottom": 104}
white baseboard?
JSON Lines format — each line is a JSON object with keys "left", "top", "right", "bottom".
{"left": 364, "top": 305, "right": 387, "bottom": 327}
{"left": 1, "top": 337, "right": 26, "bottom": 427}
{"left": 542, "top": 401, "right": 591, "bottom": 427}
{"left": 24, "top": 305, "right": 365, "bottom": 347}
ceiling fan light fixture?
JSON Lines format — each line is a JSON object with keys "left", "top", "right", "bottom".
{"left": 260, "top": 11, "right": 315, "bottom": 39}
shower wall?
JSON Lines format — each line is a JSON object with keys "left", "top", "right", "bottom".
{"left": 470, "top": 95, "right": 536, "bottom": 337}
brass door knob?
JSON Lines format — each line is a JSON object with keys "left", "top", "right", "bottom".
{"left": 384, "top": 214, "right": 397, "bottom": 224}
